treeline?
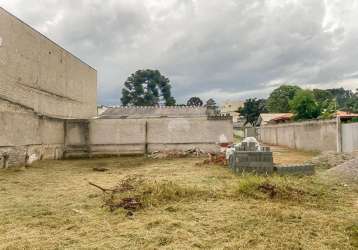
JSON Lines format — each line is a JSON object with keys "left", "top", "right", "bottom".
{"left": 240, "top": 85, "right": 358, "bottom": 125}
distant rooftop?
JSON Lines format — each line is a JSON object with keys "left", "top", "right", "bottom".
{"left": 336, "top": 111, "right": 358, "bottom": 118}
{"left": 257, "top": 113, "right": 293, "bottom": 126}
{"left": 221, "top": 100, "right": 244, "bottom": 113}
{"left": 99, "top": 106, "right": 207, "bottom": 119}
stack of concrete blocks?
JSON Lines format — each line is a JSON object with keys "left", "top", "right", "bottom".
{"left": 274, "top": 164, "right": 315, "bottom": 176}
{"left": 228, "top": 141, "right": 315, "bottom": 176}
{"left": 230, "top": 142, "right": 274, "bottom": 175}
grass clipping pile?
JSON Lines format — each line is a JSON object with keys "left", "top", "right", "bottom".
{"left": 89, "top": 176, "right": 207, "bottom": 215}
{"left": 89, "top": 175, "right": 326, "bottom": 216}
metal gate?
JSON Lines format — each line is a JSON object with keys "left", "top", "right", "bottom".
{"left": 341, "top": 122, "right": 358, "bottom": 153}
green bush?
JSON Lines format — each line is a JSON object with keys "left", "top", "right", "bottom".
{"left": 290, "top": 90, "right": 320, "bottom": 120}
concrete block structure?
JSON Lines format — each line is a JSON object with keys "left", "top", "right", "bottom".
{"left": 230, "top": 151, "right": 274, "bottom": 174}
{"left": 274, "top": 164, "right": 315, "bottom": 176}
{"left": 228, "top": 147, "right": 314, "bottom": 176}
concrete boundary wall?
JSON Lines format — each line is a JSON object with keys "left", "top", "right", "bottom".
{"left": 64, "top": 117, "right": 233, "bottom": 157}
{"left": 259, "top": 119, "right": 337, "bottom": 152}
{"left": 1, "top": 107, "right": 233, "bottom": 166}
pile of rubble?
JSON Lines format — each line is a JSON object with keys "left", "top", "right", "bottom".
{"left": 196, "top": 153, "right": 227, "bottom": 166}
{"left": 324, "top": 158, "right": 358, "bottom": 183}
{"left": 307, "top": 151, "right": 355, "bottom": 169}
{"left": 148, "top": 147, "right": 206, "bottom": 159}
{"left": 147, "top": 147, "right": 229, "bottom": 165}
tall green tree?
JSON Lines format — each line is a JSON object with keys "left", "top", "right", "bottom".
{"left": 267, "top": 85, "right": 301, "bottom": 112}
{"left": 187, "top": 97, "right": 203, "bottom": 107}
{"left": 289, "top": 90, "right": 320, "bottom": 120}
{"left": 121, "top": 69, "right": 176, "bottom": 106}
{"left": 313, "top": 89, "right": 333, "bottom": 106}
{"left": 345, "top": 89, "right": 358, "bottom": 113}
{"left": 239, "top": 98, "right": 268, "bottom": 126}
{"left": 313, "top": 89, "right": 335, "bottom": 116}
{"left": 326, "top": 87, "right": 353, "bottom": 109}
{"left": 325, "top": 87, "right": 358, "bottom": 113}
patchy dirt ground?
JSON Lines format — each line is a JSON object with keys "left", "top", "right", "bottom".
{"left": 270, "top": 146, "right": 319, "bottom": 165}
{"left": 0, "top": 151, "right": 357, "bottom": 249}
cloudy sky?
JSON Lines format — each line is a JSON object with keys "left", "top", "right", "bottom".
{"left": 1, "top": 0, "right": 358, "bottom": 105}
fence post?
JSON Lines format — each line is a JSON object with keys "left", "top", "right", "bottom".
{"left": 145, "top": 120, "right": 148, "bottom": 154}
{"left": 336, "top": 116, "right": 342, "bottom": 153}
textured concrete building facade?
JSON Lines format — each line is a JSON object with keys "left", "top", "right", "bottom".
{"left": 0, "top": 7, "right": 97, "bottom": 118}
{"left": 0, "top": 7, "right": 97, "bottom": 167}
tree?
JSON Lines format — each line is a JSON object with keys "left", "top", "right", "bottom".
{"left": 239, "top": 98, "right": 268, "bottom": 126}
{"left": 313, "top": 89, "right": 333, "bottom": 106}
{"left": 187, "top": 97, "right": 203, "bottom": 107}
{"left": 327, "top": 87, "right": 358, "bottom": 113}
{"left": 313, "top": 89, "right": 335, "bottom": 116}
{"left": 121, "top": 69, "right": 176, "bottom": 106}
{"left": 206, "top": 98, "right": 217, "bottom": 107}
{"left": 206, "top": 98, "right": 219, "bottom": 115}
{"left": 267, "top": 85, "right": 301, "bottom": 112}
{"left": 326, "top": 87, "right": 354, "bottom": 109}
{"left": 289, "top": 90, "right": 320, "bottom": 120}
{"left": 345, "top": 94, "right": 358, "bottom": 113}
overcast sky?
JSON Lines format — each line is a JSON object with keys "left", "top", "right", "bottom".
{"left": 1, "top": 0, "right": 358, "bottom": 105}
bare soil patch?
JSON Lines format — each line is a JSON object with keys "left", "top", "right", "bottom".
{"left": 270, "top": 146, "right": 319, "bottom": 165}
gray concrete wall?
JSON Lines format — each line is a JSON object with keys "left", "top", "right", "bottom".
{"left": 0, "top": 8, "right": 97, "bottom": 166}
{"left": 89, "top": 119, "right": 146, "bottom": 155}
{"left": 0, "top": 100, "right": 65, "bottom": 167}
{"left": 147, "top": 117, "right": 232, "bottom": 152}
{"left": 64, "top": 117, "right": 234, "bottom": 156}
{"left": 341, "top": 122, "right": 358, "bottom": 153}
{"left": 259, "top": 119, "right": 337, "bottom": 151}
{"left": 0, "top": 7, "right": 97, "bottom": 119}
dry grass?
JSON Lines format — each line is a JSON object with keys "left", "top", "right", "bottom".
{"left": 271, "top": 146, "right": 319, "bottom": 165}
{"left": 0, "top": 152, "right": 357, "bottom": 249}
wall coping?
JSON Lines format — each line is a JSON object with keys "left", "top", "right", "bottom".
{"left": 260, "top": 119, "right": 336, "bottom": 129}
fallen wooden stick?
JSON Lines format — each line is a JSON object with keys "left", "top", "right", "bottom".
{"left": 89, "top": 182, "right": 114, "bottom": 193}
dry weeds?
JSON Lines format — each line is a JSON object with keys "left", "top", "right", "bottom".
{"left": 0, "top": 152, "right": 357, "bottom": 249}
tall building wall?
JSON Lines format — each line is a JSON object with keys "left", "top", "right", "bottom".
{"left": 0, "top": 8, "right": 97, "bottom": 167}
{"left": 0, "top": 7, "right": 97, "bottom": 119}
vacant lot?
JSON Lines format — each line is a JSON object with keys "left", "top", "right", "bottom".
{"left": 0, "top": 150, "right": 357, "bottom": 249}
